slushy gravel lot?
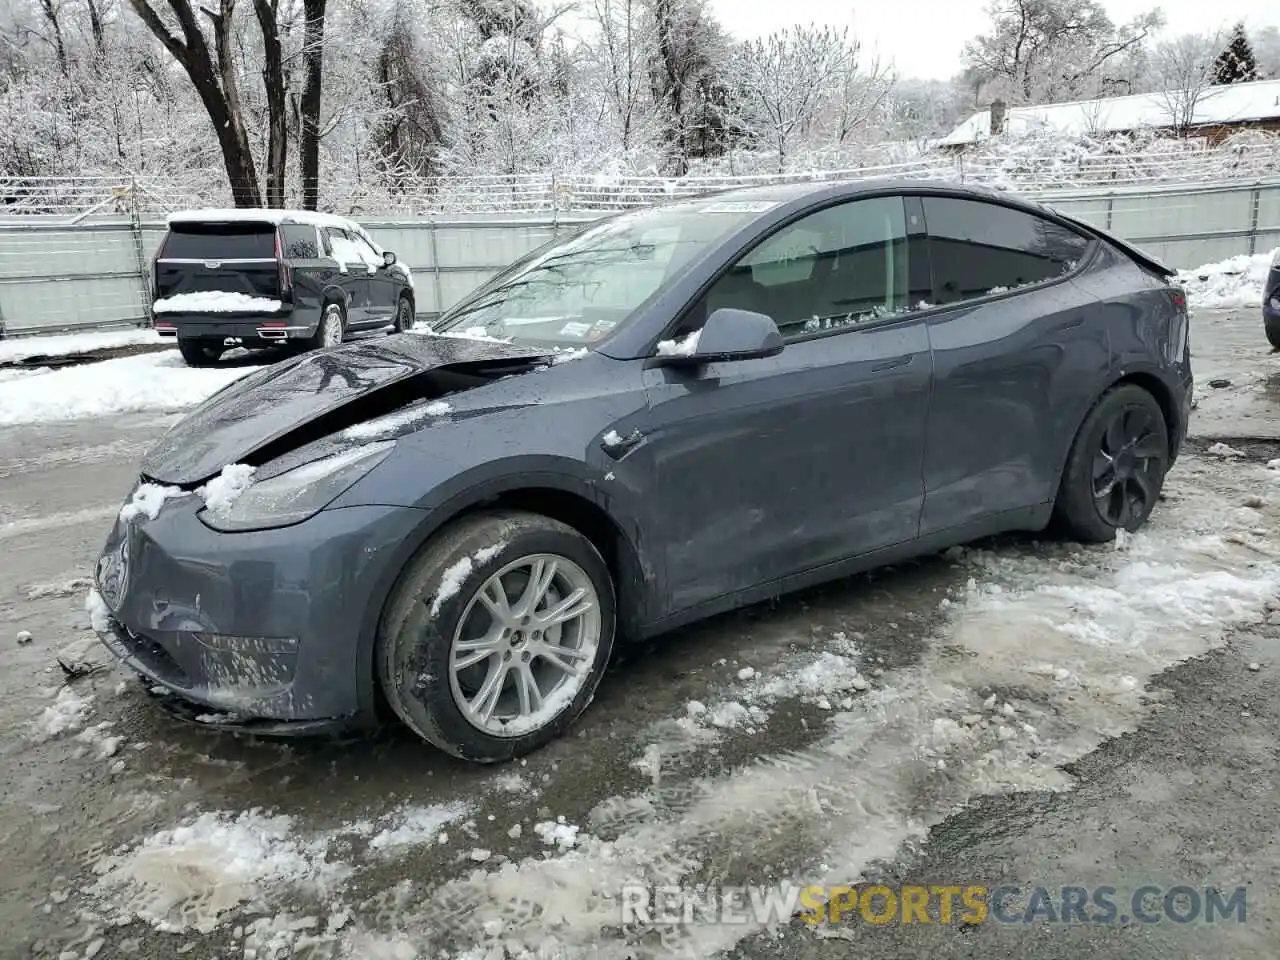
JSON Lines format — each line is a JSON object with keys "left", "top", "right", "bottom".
{"left": 3, "top": 306, "right": 1280, "bottom": 960}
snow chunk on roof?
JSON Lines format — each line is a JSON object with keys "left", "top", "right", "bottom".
{"left": 154, "top": 292, "right": 285, "bottom": 314}
{"left": 168, "top": 207, "right": 365, "bottom": 233}
{"left": 166, "top": 208, "right": 396, "bottom": 262}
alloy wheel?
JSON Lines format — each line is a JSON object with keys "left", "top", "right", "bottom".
{"left": 448, "top": 553, "right": 601, "bottom": 737}
{"left": 1092, "top": 405, "right": 1166, "bottom": 528}
{"left": 322, "top": 306, "right": 343, "bottom": 347}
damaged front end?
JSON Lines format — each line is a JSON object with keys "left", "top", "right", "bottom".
{"left": 141, "top": 333, "right": 557, "bottom": 487}
{"left": 91, "top": 334, "right": 560, "bottom": 731}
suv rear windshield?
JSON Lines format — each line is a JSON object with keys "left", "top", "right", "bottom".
{"left": 160, "top": 223, "right": 277, "bottom": 260}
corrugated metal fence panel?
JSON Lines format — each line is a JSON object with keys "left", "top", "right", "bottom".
{"left": 3, "top": 184, "right": 1279, "bottom": 337}
{"left": 0, "top": 223, "right": 149, "bottom": 335}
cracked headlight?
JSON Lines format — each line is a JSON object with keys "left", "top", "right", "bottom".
{"left": 199, "top": 441, "right": 395, "bottom": 532}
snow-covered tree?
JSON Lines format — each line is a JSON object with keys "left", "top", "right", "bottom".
{"left": 729, "top": 24, "right": 853, "bottom": 172}
{"left": 1154, "top": 31, "right": 1224, "bottom": 135}
{"left": 125, "top": 0, "right": 265, "bottom": 206}
{"left": 646, "top": 0, "right": 728, "bottom": 175}
{"left": 587, "top": 0, "right": 649, "bottom": 152}
{"left": 1253, "top": 26, "right": 1280, "bottom": 79}
{"left": 962, "top": 0, "right": 1162, "bottom": 104}
{"left": 1213, "top": 22, "right": 1259, "bottom": 85}
{"left": 1157, "top": 31, "right": 1223, "bottom": 135}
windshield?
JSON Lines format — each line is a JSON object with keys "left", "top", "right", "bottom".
{"left": 430, "top": 198, "right": 778, "bottom": 349}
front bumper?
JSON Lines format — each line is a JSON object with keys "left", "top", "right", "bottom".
{"left": 153, "top": 310, "right": 312, "bottom": 342}
{"left": 92, "top": 495, "right": 428, "bottom": 728}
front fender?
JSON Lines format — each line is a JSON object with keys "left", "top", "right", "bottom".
{"left": 342, "top": 462, "right": 658, "bottom": 723}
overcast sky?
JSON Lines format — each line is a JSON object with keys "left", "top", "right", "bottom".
{"left": 707, "top": 0, "right": 1280, "bottom": 81}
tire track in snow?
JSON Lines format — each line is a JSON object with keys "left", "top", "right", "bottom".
{"left": 340, "top": 455, "right": 1280, "bottom": 959}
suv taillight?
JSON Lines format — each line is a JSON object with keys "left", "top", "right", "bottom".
{"left": 275, "top": 231, "right": 292, "bottom": 300}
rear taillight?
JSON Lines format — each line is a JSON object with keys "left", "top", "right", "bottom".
{"left": 1169, "top": 287, "right": 1187, "bottom": 312}
{"left": 275, "top": 232, "right": 292, "bottom": 299}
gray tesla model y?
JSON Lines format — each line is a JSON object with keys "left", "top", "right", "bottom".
{"left": 90, "top": 180, "right": 1193, "bottom": 762}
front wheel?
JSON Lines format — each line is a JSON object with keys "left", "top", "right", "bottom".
{"left": 377, "top": 511, "right": 616, "bottom": 762}
{"left": 1052, "top": 384, "right": 1170, "bottom": 542}
{"left": 177, "top": 338, "right": 223, "bottom": 367}
{"left": 1265, "top": 316, "right": 1280, "bottom": 351}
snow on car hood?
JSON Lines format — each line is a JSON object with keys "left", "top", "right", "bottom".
{"left": 140, "top": 335, "right": 553, "bottom": 486}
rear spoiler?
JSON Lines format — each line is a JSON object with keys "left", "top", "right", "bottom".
{"left": 1049, "top": 208, "right": 1178, "bottom": 279}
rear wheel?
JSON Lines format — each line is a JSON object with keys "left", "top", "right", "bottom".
{"left": 392, "top": 296, "right": 413, "bottom": 333}
{"left": 377, "top": 511, "right": 616, "bottom": 762}
{"left": 306, "top": 302, "right": 345, "bottom": 351}
{"left": 177, "top": 338, "right": 223, "bottom": 367}
{"left": 1052, "top": 384, "right": 1170, "bottom": 542}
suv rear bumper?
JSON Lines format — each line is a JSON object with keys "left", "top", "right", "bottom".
{"left": 153, "top": 310, "right": 313, "bottom": 342}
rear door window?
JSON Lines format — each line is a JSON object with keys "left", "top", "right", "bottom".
{"left": 923, "top": 197, "right": 1090, "bottom": 306}
{"left": 160, "top": 224, "right": 276, "bottom": 260}
{"left": 279, "top": 223, "right": 321, "bottom": 259}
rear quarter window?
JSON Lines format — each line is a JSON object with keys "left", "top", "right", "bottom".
{"left": 923, "top": 197, "right": 1090, "bottom": 306}
{"left": 161, "top": 224, "right": 276, "bottom": 260}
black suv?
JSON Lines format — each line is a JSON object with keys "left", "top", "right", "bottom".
{"left": 151, "top": 210, "right": 416, "bottom": 366}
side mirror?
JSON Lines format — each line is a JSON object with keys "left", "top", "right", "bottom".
{"left": 383, "top": 250, "right": 397, "bottom": 267}
{"left": 656, "top": 308, "right": 784, "bottom": 365}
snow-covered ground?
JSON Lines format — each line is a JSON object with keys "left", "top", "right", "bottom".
{"left": 37, "top": 451, "right": 1275, "bottom": 959}
{"left": 0, "top": 328, "right": 163, "bottom": 364}
{"left": 0, "top": 350, "right": 255, "bottom": 426}
{"left": 1180, "top": 248, "right": 1278, "bottom": 311}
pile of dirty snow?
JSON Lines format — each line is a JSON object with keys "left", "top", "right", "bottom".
{"left": 0, "top": 350, "right": 256, "bottom": 425}
{"left": 92, "top": 810, "right": 350, "bottom": 934}
{"left": 0, "top": 328, "right": 162, "bottom": 364}
{"left": 1178, "top": 248, "right": 1277, "bottom": 311}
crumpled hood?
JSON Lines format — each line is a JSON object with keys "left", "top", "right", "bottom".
{"left": 142, "top": 335, "right": 552, "bottom": 485}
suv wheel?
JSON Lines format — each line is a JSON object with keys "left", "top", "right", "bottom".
{"left": 393, "top": 296, "right": 413, "bottom": 333}
{"left": 308, "top": 302, "right": 345, "bottom": 351}
{"left": 1265, "top": 316, "right": 1280, "bottom": 351}
{"left": 377, "top": 511, "right": 616, "bottom": 762}
{"left": 1051, "top": 384, "right": 1170, "bottom": 542}
{"left": 177, "top": 338, "right": 224, "bottom": 367}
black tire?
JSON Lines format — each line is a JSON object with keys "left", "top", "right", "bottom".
{"left": 306, "top": 302, "right": 345, "bottom": 351}
{"left": 392, "top": 295, "right": 413, "bottom": 333}
{"left": 1265, "top": 317, "right": 1280, "bottom": 351}
{"left": 1052, "top": 384, "right": 1170, "bottom": 542}
{"left": 377, "top": 511, "right": 616, "bottom": 762}
{"left": 177, "top": 338, "right": 223, "bottom": 367}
